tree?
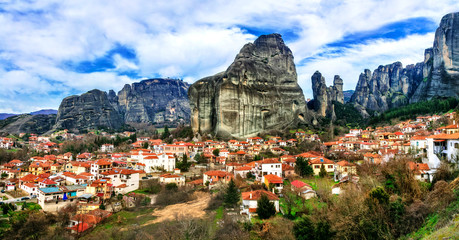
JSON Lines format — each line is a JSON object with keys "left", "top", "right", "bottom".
{"left": 166, "top": 183, "right": 178, "bottom": 191}
{"left": 162, "top": 126, "right": 170, "bottom": 140}
{"left": 256, "top": 194, "right": 276, "bottom": 219}
{"left": 99, "top": 202, "right": 106, "bottom": 210}
{"left": 1, "top": 172, "right": 7, "bottom": 179}
{"left": 319, "top": 164, "right": 327, "bottom": 178}
{"left": 176, "top": 154, "right": 191, "bottom": 172}
{"left": 142, "top": 141, "right": 149, "bottom": 149}
{"left": 293, "top": 216, "right": 316, "bottom": 240}
{"left": 213, "top": 149, "right": 220, "bottom": 157}
{"left": 224, "top": 179, "right": 240, "bottom": 208}
{"left": 295, "top": 157, "right": 313, "bottom": 177}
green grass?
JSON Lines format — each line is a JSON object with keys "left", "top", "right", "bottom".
{"left": 131, "top": 189, "right": 151, "bottom": 194}
{"left": 215, "top": 206, "right": 224, "bottom": 220}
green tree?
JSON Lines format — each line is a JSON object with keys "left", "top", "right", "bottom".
{"left": 295, "top": 157, "right": 313, "bottom": 177}
{"left": 99, "top": 202, "right": 106, "bottom": 210}
{"left": 224, "top": 179, "right": 240, "bottom": 208}
{"left": 166, "top": 183, "right": 178, "bottom": 191}
{"left": 213, "top": 148, "right": 220, "bottom": 157}
{"left": 293, "top": 216, "right": 316, "bottom": 240}
{"left": 319, "top": 164, "right": 327, "bottom": 178}
{"left": 256, "top": 194, "right": 276, "bottom": 219}
{"left": 142, "top": 141, "right": 149, "bottom": 149}
{"left": 1, "top": 172, "right": 7, "bottom": 179}
{"left": 162, "top": 126, "right": 170, "bottom": 140}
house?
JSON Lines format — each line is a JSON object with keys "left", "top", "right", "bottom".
{"left": 240, "top": 190, "right": 279, "bottom": 218}
{"left": 164, "top": 144, "right": 189, "bottom": 158}
{"left": 363, "top": 153, "right": 382, "bottom": 164}
{"left": 282, "top": 164, "right": 295, "bottom": 178}
{"left": 255, "top": 158, "right": 282, "bottom": 181}
{"left": 408, "top": 162, "right": 431, "bottom": 182}
{"left": 100, "top": 144, "right": 114, "bottom": 153}
{"left": 334, "top": 160, "right": 357, "bottom": 181}
{"left": 203, "top": 170, "right": 233, "bottom": 186}
{"left": 140, "top": 153, "right": 176, "bottom": 172}
{"left": 159, "top": 173, "right": 185, "bottom": 186}
{"left": 263, "top": 174, "right": 283, "bottom": 192}
{"left": 234, "top": 166, "right": 252, "bottom": 178}
{"left": 90, "top": 159, "right": 113, "bottom": 177}
{"left": 309, "top": 157, "right": 334, "bottom": 176}
{"left": 426, "top": 133, "right": 459, "bottom": 169}
{"left": 21, "top": 183, "right": 38, "bottom": 197}
{"left": 290, "top": 180, "right": 316, "bottom": 199}
{"left": 68, "top": 209, "right": 112, "bottom": 234}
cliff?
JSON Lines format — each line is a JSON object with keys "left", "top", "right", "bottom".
{"left": 188, "top": 34, "right": 310, "bottom": 139}
{"left": 54, "top": 89, "right": 124, "bottom": 131}
{"left": 351, "top": 12, "right": 459, "bottom": 116}
{"left": 311, "top": 71, "right": 344, "bottom": 118}
{"left": 53, "top": 79, "right": 190, "bottom": 132}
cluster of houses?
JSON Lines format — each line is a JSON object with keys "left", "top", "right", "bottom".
{"left": 0, "top": 111, "right": 458, "bottom": 223}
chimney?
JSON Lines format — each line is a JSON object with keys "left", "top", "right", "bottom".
{"left": 250, "top": 193, "right": 252, "bottom": 199}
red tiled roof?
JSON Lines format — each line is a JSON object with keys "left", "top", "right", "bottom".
{"left": 241, "top": 190, "right": 279, "bottom": 201}
{"left": 264, "top": 174, "right": 283, "bottom": 184}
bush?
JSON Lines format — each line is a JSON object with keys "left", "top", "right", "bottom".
{"left": 155, "top": 188, "right": 195, "bottom": 206}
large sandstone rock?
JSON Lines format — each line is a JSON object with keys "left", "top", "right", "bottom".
{"left": 188, "top": 34, "right": 310, "bottom": 139}
{"left": 54, "top": 89, "right": 124, "bottom": 131}
{"left": 53, "top": 79, "right": 190, "bottom": 132}
{"left": 311, "top": 71, "right": 344, "bottom": 118}
{"left": 352, "top": 12, "right": 459, "bottom": 116}
{"left": 412, "top": 12, "right": 459, "bottom": 101}
{"left": 117, "top": 78, "right": 190, "bottom": 126}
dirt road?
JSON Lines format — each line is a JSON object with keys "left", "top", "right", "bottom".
{"left": 143, "top": 192, "right": 211, "bottom": 225}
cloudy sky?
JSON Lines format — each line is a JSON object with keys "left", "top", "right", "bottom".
{"left": 0, "top": 0, "right": 458, "bottom": 113}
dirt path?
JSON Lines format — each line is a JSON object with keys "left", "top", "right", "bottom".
{"left": 143, "top": 192, "right": 211, "bottom": 225}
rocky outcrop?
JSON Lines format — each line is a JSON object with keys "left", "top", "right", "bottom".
{"left": 54, "top": 90, "right": 124, "bottom": 131}
{"left": 117, "top": 79, "right": 190, "bottom": 125}
{"left": 0, "top": 114, "right": 56, "bottom": 135}
{"left": 411, "top": 12, "right": 459, "bottom": 101}
{"left": 351, "top": 12, "right": 459, "bottom": 116}
{"left": 350, "top": 62, "right": 424, "bottom": 116}
{"left": 54, "top": 79, "right": 190, "bottom": 132}
{"left": 188, "top": 34, "right": 310, "bottom": 139}
{"left": 311, "top": 71, "right": 344, "bottom": 118}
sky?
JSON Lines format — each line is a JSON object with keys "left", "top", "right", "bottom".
{"left": 0, "top": 0, "right": 458, "bottom": 113}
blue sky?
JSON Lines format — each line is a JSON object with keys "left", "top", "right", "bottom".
{"left": 0, "top": 0, "right": 458, "bottom": 113}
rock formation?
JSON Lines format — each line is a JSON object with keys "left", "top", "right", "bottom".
{"left": 116, "top": 78, "right": 190, "bottom": 125}
{"left": 311, "top": 71, "right": 344, "bottom": 118}
{"left": 54, "top": 89, "right": 124, "bottom": 131}
{"left": 0, "top": 114, "right": 56, "bottom": 135}
{"left": 350, "top": 62, "right": 424, "bottom": 116}
{"left": 53, "top": 79, "right": 190, "bottom": 132}
{"left": 188, "top": 34, "right": 310, "bottom": 139}
{"left": 351, "top": 12, "right": 459, "bottom": 116}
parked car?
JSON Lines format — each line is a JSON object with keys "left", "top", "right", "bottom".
{"left": 21, "top": 197, "right": 30, "bottom": 201}
{"left": 1, "top": 189, "right": 5, "bottom": 193}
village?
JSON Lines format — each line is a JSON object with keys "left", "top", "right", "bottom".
{"left": 0, "top": 111, "right": 458, "bottom": 237}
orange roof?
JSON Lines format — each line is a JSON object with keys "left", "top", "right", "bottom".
{"left": 427, "top": 133, "right": 459, "bottom": 140}
{"left": 310, "top": 157, "right": 334, "bottom": 165}
{"left": 241, "top": 190, "right": 279, "bottom": 201}
{"left": 235, "top": 166, "right": 252, "bottom": 171}
{"left": 264, "top": 174, "right": 283, "bottom": 184}
{"left": 204, "top": 170, "right": 232, "bottom": 177}
{"left": 336, "top": 160, "right": 355, "bottom": 167}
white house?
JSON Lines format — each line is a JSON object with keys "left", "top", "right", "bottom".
{"left": 139, "top": 153, "right": 175, "bottom": 172}
{"left": 21, "top": 183, "right": 38, "bottom": 196}
{"left": 255, "top": 159, "right": 282, "bottom": 181}
{"left": 100, "top": 144, "right": 114, "bottom": 153}
{"left": 240, "top": 190, "right": 279, "bottom": 218}
{"left": 426, "top": 133, "right": 459, "bottom": 169}
{"left": 159, "top": 173, "right": 185, "bottom": 186}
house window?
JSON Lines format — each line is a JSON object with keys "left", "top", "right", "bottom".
{"left": 328, "top": 165, "right": 333, "bottom": 169}
{"left": 314, "top": 165, "right": 319, "bottom": 169}
{"left": 455, "top": 143, "right": 459, "bottom": 149}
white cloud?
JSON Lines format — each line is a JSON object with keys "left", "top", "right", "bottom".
{"left": 0, "top": 0, "right": 458, "bottom": 113}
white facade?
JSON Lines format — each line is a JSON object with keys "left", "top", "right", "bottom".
{"left": 140, "top": 153, "right": 176, "bottom": 173}
{"left": 258, "top": 162, "right": 282, "bottom": 182}
{"left": 426, "top": 137, "right": 459, "bottom": 169}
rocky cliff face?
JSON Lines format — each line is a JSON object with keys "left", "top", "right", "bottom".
{"left": 54, "top": 90, "right": 124, "bottom": 131}
{"left": 350, "top": 62, "right": 424, "bottom": 116}
{"left": 351, "top": 12, "right": 459, "bottom": 116}
{"left": 117, "top": 79, "right": 190, "bottom": 125}
{"left": 54, "top": 79, "right": 190, "bottom": 132}
{"left": 311, "top": 71, "right": 344, "bottom": 118}
{"left": 0, "top": 114, "right": 56, "bottom": 135}
{"left": 188, "top": 34, "right": 310, "bottom": 138}
{"left": 411, "top": 12, "right": 459, "bottom": 101}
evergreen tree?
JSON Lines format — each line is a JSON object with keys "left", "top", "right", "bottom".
{"left": 213, "top": 148, "right": 220, "bottom": 157}
{"left": 224, "top": 179, "right": 240, "bottom": 208}
{"left": 99, "top": 202, "right": 106, "bottom": 210}
{"left": 162, "top": 126, "right": 170, "bottom": 140}
{"left": 256, "top": 194, "right": 276, "bottom": 219}
{"left": 295, "top": 157, "right": 313, "bottom": 177}
{"left": 319, "top": 164, "right": 327, "bottom": 178}
{"left": 293, "top": 216, "right": 316, "bottom": 240}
